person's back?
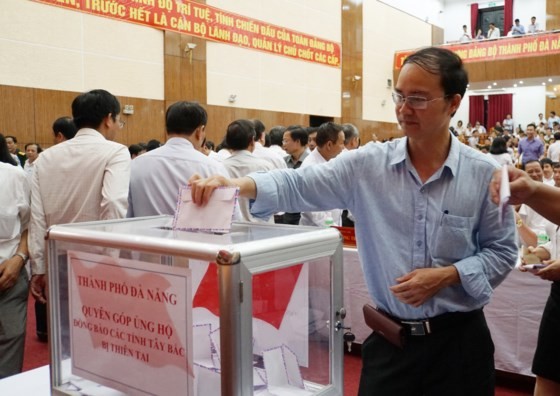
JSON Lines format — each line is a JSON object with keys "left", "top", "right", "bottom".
{"left": 222, "top": 119, "right": 275, "bottom": 223}
{"left": 29, "top": 89, "right": 130, "bottom": 314}
{"left": 128, "top": 101, "right": 230, "bottom": 217}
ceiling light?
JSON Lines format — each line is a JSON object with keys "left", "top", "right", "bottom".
{"left": 493, "top": 82, "right": 497, "bottom": 86}
{"left": 542, "top": 82, "right": 546, "bottom": 85}
{"left": 549, "top": 78, "right": 553, "bottom": 82}
{"left": 487, "top": 85, "right": 492, "bottom": 89}
{"left": 519, "top": 81, "right": 524, "bottom": 84}
{"left": 513, "top": 84, "right": 517, "bottom": 87}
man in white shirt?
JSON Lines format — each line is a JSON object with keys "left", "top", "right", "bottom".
{"left": 548, "top": 111, "right": 560, "bottom": 129}
{"left": 251, "top": 119, "right": 287, "bottom": 169}
{"left": 342, "top": 123, "right": 360, "bottom": 151}
{"left": 527, "top": 16, "right": 542, "bottom": 34}
{"left": 487, "top": 22, "right": 500, "bottom": 39}
{"left": 268, "top": 126, "right": 288, "bottom": 157}
{"left": 29, "top": 89, "right": 130, "bottom": 304}
{"left": 223, "top": 119, "right": 275, "bottom": 223}
{"left": 548, "top": 132, "right": 560, "bottom": 162}
{"left": 459, "top": 25, "right": 471, "bottom": 43}
{"left": 541, "top": 158, "right": 555, "bottom": 186}
{"left": 128, "top": 101, "right": 230, "bottom": 217}
{"left": 299, "top": 122, "right": 345, "bottom": 227}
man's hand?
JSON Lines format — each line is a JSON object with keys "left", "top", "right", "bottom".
{"left": 390, "top": 266, "right": 460, "bottom": 307}
{"left": 189, "top": 174, "right": 257, "bottom": 204}
{"left": 0, "top": 257, "right": 25, "bottom": 291}
{"left": 536, "top": 259, "right": 560, "bottom": 281}
{"left": 30, "top": 274, "right": 47, "bottom": 304}
{"left": 188, "top": 174, "right": 236, "bottom": 206}
{"left": 489, "top": 166, "right": 537, "bottom": 205}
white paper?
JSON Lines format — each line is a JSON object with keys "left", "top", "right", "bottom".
{"left": 499, "top": 165, "right": 511, "bottom": 225}
{"left": 173, "top": 185, "right": 239, "bottom": 233}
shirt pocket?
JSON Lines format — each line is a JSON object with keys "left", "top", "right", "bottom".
{"left": 0, "top": 208, "right": 19, "bottom": 240}
{"left": 431, "top": 214, "right": 474, "bottom": 262}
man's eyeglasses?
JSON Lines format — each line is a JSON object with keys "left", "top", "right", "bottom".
{"left": 391, "top": 92, "right": 448, "bottom": 110}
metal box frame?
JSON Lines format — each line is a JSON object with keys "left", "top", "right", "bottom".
{"left": 46, "top": 215, "right": 345, "bottom": 396}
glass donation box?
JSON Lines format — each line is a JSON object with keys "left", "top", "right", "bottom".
{"left": 46, "top": 215, "right": 345, "bottom": 396}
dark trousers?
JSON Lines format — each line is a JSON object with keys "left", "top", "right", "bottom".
{"left": 358, "top": 310, "right": 494, "bottom": 396}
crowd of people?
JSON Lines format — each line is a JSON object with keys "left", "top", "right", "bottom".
{"left": 459, "top": 15, "right": 544, "bottom": 42}
{"left": 451, "top": 111, "right": 560, "bottom": 174}
{"left": 1, "top": 45, "right": 559, "bottom": 396}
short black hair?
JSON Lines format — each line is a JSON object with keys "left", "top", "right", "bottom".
{"left": 554, "top": 132, "right": 560, "bottom": 141}
{"left": 489, "top": 137, "right": 507, "bottom": 155}
{"left": 269, "top": 126, "right": 286, "bottom": 146}
{"left": 24, "top": 143, "right": 43, "bottom": 154}
{"left": 540, "top": 158, "right": 554, "bottom": 168}
{"left": 515, "top": 19, "right": 520, "bottom": 23}
{"left": 316, "top": 122, "right": 343, "bottom": 147}
{"left": 523, "top": 160, "right": 542, "bottom": 171}
{"left": 285, "top": 125, "right": 308, "bottom": 146}
{"left": 403, "top": 47, "right": 468, "bottom": 99}
{"left": 0, "top": 134, "right": 18, "bottom": 166}
{"left": 252, "top": 119, "right": 266, "bottom": 140}
{"left": 5, "top": 135, "right": 17, "bottom": 144}
{"left": 226, "top": 119, "right": 256, "bottom": 151}
{"left": 72, "top": 89, "right": 121, "bottom": 130}
{"left": 165, "top": 101, "right": 207, "bottom": 135}
{"left": 52, "top": 116, "right": 78, "bottom": 140}
{"left": 128, "top": 144, "right": 144, "bottom": 157}
{"left": 146, "top": 139, "right": 161, "bottom": 151}
{"left": 527, "top": 123, "right": 537, "bottom": 129}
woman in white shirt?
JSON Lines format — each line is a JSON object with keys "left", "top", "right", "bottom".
{"left": 488, "top": 137, "right": 513, "bottom": 166}
{"left": 0, "top": 134, "right": 30, "bottom": 379}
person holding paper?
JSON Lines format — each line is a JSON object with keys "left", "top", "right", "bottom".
{"left": 127, "top": 101, "right": 230, "bottom": 218}
{"left": 191, "top": 47, "right": 518, "bottom": 395}
{"left": 490, "top": 166, "right": 560, "bottom": 395}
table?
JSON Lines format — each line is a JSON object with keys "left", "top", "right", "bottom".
{"left": 342, "top": 248, "right": 549, "bottom": 376}
{"left": 0, "top": 365, "right": 49, "bottom": 396}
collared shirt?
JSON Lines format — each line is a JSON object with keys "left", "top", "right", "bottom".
{"left": 223, "top": 150, "right": 274, "bottom": 224}
{"left": 252, "top": 142, "right": 287, "bottom": 170}
{"left": 285, "top": 149, "right": 309, "bottom": 169}
{"left": 518, "top": 137, "right": 544, "bottom": 164}
{"left": 128, "top": 137, "right": 230, "bottom": 217}
{"left": 248, "top": 135, "right": 517, "bottom": 319}
{"left": 0, "top": 163, "right": 30, "bottom": 261}
{"left": 299, "top": 148, "right": 342, "bottom": 227}
{"left": 30, "top": 129, "right": 130, "bottom": 274}
{"left": 512, "top": 24, "right": 525, "bottom": 35}
{"left": 527, "top": 23, "right": 540, "bottom": 34}
{"left": 548, "top": 141, "right": 560, "bottom": 162}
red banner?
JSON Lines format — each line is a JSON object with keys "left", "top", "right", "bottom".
{"left": 33, "top": 0, "right": 341, "bottom": 68}
{"left": 395, "top": 32, "right": 560, "bottom": 69}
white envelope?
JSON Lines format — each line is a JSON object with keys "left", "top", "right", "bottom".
{"left": 173, "top": 185, "right": 239, "bottom": 233}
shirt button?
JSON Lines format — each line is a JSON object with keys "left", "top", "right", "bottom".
{"left": 417, "top": 215, "right": 423, "bottom": 220}
{"left": 416, "top": 241, "right": 422, "bottom": 247}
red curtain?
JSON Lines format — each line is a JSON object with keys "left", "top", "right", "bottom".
{"left": 470, "top": 3, "right": 479, "bottom": 38}
{"left": 487, "top": 94, "right": 513, "bottom": 131}
{"left": 469, "top": 96, "right": 485, "bottom": 128}
{"left": 504, "top": 0, "right": 513, "bottom": 36}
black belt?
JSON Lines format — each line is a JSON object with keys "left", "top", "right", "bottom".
{"left": 384, "top": 309, "right": 483, "bottom": 337}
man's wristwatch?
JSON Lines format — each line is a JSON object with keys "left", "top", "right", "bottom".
{"left": 13, "top": 252, "right": 28, "bottom": 262}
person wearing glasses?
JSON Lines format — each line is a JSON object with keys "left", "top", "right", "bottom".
{"left": 189, "top": 47, "right": 517, "bottom": 395}
{"left": 29, "top": 89, "right": 131, "bottom": 317}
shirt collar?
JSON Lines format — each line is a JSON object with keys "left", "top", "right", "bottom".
{"left": 389, "top": 132, "right": 460, "bottom": 177}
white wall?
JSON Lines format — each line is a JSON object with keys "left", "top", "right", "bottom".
{"left": 451, "top": 85, "right": 546, "bottom": 129}
{"left": 379, "top": 0, "right": 445, "bottom": 27}
{"left": 442, "top": 0, "right": 546, "bottom": 43}
{"left": 206, "top": 0, "right": 341, "bottom": 117}
{"left": 0, "top": 0, "right": 164, "bottom": 100}
{"left": 362, "top": 1, "right": 433, "bottom": 123}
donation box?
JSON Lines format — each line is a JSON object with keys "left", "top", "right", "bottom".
{"left": 46, "top": 215, "right": 345, "bottom": 396}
